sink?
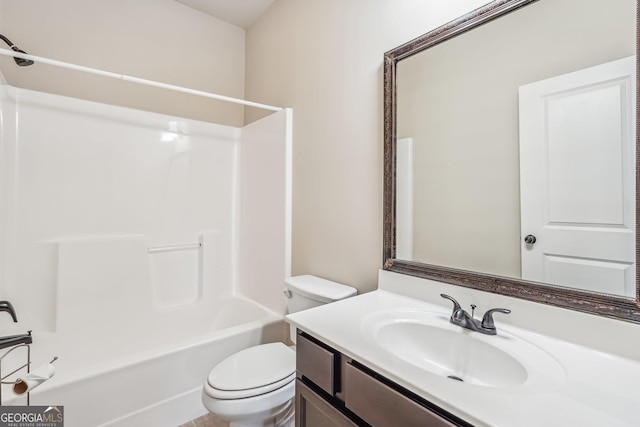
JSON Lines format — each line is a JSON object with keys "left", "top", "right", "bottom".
{"left": 362, "top": 308, "right": 565, "bottom": 389}
{"left": 375, "top": 321, "right": 526, "bottom": 387}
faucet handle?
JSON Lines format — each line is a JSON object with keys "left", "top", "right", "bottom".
{"left": 481, "top": 308, "right": 511, "bottom": 330}
{"left": 440, "top": 294, "right": 462, "bottom": 316}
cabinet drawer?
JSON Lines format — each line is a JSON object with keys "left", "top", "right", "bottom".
{"left": 296, "top": 332, "right": 336, "bottom": 395}
{"left": 344, "top": 363, "right": 459, "bottom": 427}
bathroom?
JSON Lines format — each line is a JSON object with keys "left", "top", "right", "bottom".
{"left": 0, "top": 0, "right": 639, "bottom": 426}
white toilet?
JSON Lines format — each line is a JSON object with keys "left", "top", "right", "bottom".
{"left": 201, "top": 275, "right": 357, "bottom": 427}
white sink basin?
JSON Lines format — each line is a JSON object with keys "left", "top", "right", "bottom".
{"left": 362, "top": 308, "right": 565, "bottom": 389}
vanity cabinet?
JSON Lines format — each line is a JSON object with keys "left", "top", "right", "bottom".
{"left": 296, "top": 379, "right": 359, "bottom": 427}
{"left": 295, "top": 331, "right": 473, "bottom": 427}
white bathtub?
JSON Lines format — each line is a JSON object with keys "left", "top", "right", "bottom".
{"left": 14, "top": 296, "right": 285, "bottom": 427}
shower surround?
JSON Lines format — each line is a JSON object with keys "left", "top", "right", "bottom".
{"left": 0, "top": 73, "right": 291, "bottom": 426}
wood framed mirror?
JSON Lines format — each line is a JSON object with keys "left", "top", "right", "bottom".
{"left": 383, "top": 0, "right": 640, "bottom": 322}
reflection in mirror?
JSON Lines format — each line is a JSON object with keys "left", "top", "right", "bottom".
{"left": 384, "top": 0, "right": 640, "bottom": 322}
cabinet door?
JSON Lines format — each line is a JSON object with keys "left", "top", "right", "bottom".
{"left": 296, "top": 380, "right": 360, "bottom": 427}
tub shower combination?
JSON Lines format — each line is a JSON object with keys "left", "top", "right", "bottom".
{"left": 0, "top": 47, "right": 292, "bottom": 426}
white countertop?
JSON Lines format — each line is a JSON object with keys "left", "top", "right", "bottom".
{"left": 286, "top": 290, "right": 640, "bottom": 427}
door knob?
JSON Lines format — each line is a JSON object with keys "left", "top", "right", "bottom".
{"left": 524, "top": 234, "right": 536, "bottom": 244}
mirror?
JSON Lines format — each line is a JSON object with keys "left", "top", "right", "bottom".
{"left": 383, "top": 0, "right": 640, "bottom": 322}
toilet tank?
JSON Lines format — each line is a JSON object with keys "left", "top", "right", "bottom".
{"left": 284, "top": 275, "right": 357, "bottom": 314}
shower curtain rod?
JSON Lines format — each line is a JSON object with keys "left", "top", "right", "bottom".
{"left": 0, "top": 48, "right": 283, "bottom": 112}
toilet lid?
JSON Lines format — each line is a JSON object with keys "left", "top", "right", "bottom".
{"left": 207, "top": 342, "right": 296, "bottom": 399}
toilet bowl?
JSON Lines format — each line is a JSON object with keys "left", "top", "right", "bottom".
{"left": 202, "top": 343, "right": 296, "bottom": 427}
{"left": 202, "top": 275, "right": 357, "bottom": 427}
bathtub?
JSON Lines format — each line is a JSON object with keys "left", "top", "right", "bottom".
{"left": 8, "top": 296, "right": 286, "bottom": 427}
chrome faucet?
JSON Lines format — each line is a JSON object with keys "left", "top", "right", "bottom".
{"left": 0, "top": 301, "right": 17, "bottom": 323}
{"left": 440, "top": 294, "right": 510, "bottom": 335}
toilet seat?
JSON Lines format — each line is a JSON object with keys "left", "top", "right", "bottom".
{"left": 206, "top": 342, "right": 296, "bottom": 400}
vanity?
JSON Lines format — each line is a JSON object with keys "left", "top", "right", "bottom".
{"left": 286, "top": 271, "right": 640, "bottom": 426}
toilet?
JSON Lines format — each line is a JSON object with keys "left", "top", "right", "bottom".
{"left": 201, "top": 275, "right": 357, "bottom": 427}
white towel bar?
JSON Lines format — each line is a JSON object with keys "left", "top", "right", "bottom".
{"left": 148, "top": 243, "right": 201, "bottom": 254}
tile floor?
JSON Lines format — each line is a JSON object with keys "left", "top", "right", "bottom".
{"left": 178, "top": 413, "right": 229, "bottom": 427}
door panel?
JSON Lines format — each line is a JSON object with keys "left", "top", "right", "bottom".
{"left": 519, "top": 56, "right": 636, "bottom": 296}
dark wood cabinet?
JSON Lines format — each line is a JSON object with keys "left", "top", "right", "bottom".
{"left": 295, "top": 331, "right": 474, "bottom": 427}
{"left": 296, "top": 379, "right": 358, "bottom": 427}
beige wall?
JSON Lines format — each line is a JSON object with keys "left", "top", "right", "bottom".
{"left": 7, "top": 0, "right": 629, "bottom": 294}
{"left": 246, "top": 0, "right": 491, "bottom": 292}
{"left": 397, "top": 0, "right": 635, "bottom": 279}
{"left": 0, "top": 0, "right": 245, "bottom": 126}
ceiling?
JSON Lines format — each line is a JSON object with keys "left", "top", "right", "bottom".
{"left": 174, "top": 0, "right": 275, "bottom": 29}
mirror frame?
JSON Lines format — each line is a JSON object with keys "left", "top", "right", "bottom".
{"left": 383, "top": 0, "right": 640, "bottom": 323}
